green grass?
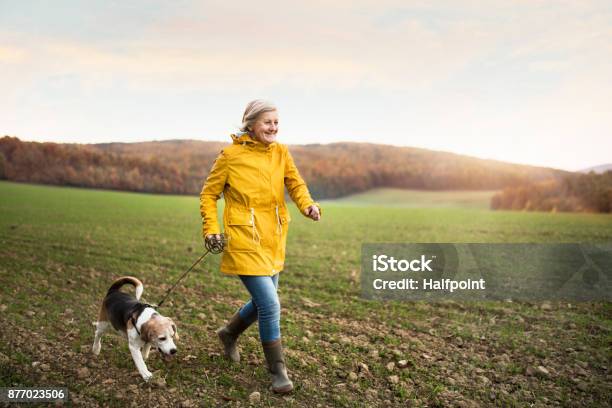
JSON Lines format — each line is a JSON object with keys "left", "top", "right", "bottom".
{"left": 0, "top": 180, "right": 611, "bottom": 407}
{"left": 326, "top": 188, "right": 497, "bottom": 209}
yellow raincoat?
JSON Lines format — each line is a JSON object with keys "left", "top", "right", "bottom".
{"left": 200, "top": 133, "right": 321, "bottom": 276}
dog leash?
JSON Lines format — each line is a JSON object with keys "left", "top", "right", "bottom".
{"left": 155, "top": 235, "right": 226, "bottom": 308}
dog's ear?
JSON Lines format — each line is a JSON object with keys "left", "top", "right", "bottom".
{"left": 140, "top": 320, "right": 153, "bottom": 343}
{"left": 170, "top": 319, "right": 179, "bottom": 340}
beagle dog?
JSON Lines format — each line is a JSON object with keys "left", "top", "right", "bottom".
{"left": 92, "top": 276, "right": 178, "bottom": 381}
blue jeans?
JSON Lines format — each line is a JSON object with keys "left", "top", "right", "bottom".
{"left": 237, "top": 273, "right": 280, "bottom": 343}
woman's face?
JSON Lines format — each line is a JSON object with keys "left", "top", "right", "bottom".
{"left": 250, "top": 110, "right": 279, "bottom": 145}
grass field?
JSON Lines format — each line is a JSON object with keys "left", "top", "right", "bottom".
{"left": 1, "top": 181, "right": 611, "bottom": 407}
{"left": 327, "top": 188, "right": 497, "bottom": 209}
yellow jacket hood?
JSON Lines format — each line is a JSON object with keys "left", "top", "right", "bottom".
{"left": 230, "top": 132, "right": 276, "bottom": 149}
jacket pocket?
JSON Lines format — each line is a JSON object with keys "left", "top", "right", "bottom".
{"left": 225, "top": 207, "right": 257, "bottom": 252}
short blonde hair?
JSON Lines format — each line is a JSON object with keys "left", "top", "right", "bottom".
{"left": 240, "top": 99, "right": 277, "bottom": 132}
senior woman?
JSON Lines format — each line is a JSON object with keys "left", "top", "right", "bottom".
{"left": 200, "top": 100, "right": 321, "bottom": 393}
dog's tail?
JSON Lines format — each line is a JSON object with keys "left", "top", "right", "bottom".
{"left": 106, "top": 276, "right": 144, "bottom": 300}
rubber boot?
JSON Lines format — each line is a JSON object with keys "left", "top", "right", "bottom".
{"left": 216, "top": 312, "right": 251, "bottom": 362}
{"left": 262, "top": 339, "right": 294, "bottom": 393}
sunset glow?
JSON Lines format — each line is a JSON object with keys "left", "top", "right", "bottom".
{"left": 1, "top": 1, "right": 610, "bottom": 170}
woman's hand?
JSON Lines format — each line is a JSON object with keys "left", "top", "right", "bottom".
{"left": 205, "top": 234, "right": 221, "bottom": 244}
{"left": 305, "top": 205, "right": 321, "bottom": 221}
{"left": 205, "top": 233, "right": 226, "bottom": 253}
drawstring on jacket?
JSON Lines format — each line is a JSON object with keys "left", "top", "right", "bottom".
{"left": 275, "top": 206, "right": 282, "bottom": 236}
{"left": 249, "top": 207, "right": 282, "bottom": 245}
{"left": 250, "top": 208, "right": 261, "bottom": 244}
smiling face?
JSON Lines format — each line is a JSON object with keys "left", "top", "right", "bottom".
{"left": 250, "top": 110, "right": 279, "bottom": 145}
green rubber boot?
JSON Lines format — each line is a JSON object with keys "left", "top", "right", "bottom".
{"left": 216, "top": 312, "right": 251, "bottom": 362}
{"left": 262, "top": 339, "right": 294, "bottom": 393}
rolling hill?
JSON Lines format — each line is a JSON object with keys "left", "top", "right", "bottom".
{"left": 1, "top": 136, "right": 568, "bottom": 199}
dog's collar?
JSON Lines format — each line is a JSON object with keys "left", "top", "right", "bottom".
{"left": 131, "top": 304, "right": 155, "bottom": 336}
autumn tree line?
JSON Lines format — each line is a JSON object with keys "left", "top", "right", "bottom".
{"left": 1, "top": 136, "right": 609, "bottom": 212}
{"left": 491, "top": 171, "right": 612, "bottom": 213}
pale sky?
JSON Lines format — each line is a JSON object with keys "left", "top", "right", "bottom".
{"left": 1, "top": 0, "right": 611, "bottom": 171}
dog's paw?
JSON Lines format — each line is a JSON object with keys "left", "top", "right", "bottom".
{"left": 92, "top": 343, "right": 101, "bottom": 356}
{"left": 141, "top": 370, "right": 154, "bottom": 381}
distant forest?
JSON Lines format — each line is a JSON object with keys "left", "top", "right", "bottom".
{"left": 0, "top": 136, "right": 561, "bottom": 195}
{"left": 1, "top": 136, "right": 609, "bottom": 212}
{"left": 491, "top": 171, "right": 612, "bottom": 213}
